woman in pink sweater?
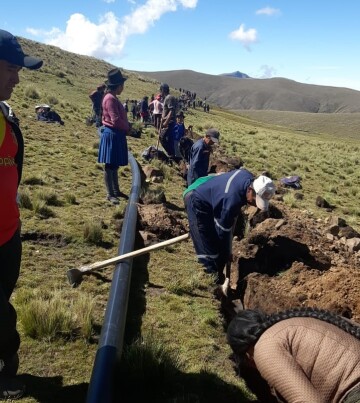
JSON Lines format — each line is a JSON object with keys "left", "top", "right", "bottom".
{"left": 227, "top": 307, "right": 360, "bottom": 403}
{"left": 98, "top": 68, "right": 130, "bottom": 204}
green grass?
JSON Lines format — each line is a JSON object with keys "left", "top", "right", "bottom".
{"left": 6, "top": 37, "right": 360, "bottom": 402}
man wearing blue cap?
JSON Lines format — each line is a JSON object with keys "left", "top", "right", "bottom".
{"left": 0, "top": 29, "right": 43, "bottom": 399}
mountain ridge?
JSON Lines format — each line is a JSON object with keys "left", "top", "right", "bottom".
{"left": 134, "top": 69, "right": 360, "bottom": 113}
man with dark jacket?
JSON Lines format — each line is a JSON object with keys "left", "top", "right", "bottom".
{"left": 0, "top": 29, "right": 43, "bottom": 399}
{"left": 89, "top": 84, "right": 105, "bottom": 127}
{"left": 159, "top": 83, "right": 177, "bottom": 157}
{"left": 187, "top": 128, "right": 220, "bottom": 186}
{"left": 183, "top": 170, "right": 275, "bottom": 284}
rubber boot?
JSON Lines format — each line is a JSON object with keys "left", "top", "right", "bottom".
{"left": 104, "top": 170, "right": 119, "bottom": 205}
{"left": 112, "top": 169, "right": 128, "bottom": 200}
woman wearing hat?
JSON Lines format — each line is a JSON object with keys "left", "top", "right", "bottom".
{"left": 98, "top": 68, "right": 130, "bottom": 204}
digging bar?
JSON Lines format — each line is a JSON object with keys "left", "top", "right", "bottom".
{"left": 67, "top": 233, "right": 189, "bottom": 287}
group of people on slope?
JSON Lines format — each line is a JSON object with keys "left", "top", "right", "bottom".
{"left": 2, "top": 27, "right": 360, "bottom": 403}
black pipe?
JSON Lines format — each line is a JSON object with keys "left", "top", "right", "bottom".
{"left": 87, "top": 153, "right": 141, "bottom": 403}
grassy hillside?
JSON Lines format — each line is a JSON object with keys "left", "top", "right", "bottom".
{"left": 5, "top": 37, "right": 360, "bottom": 402}
{"left": 135, "top": 69, "right": 360, "bottom": 113}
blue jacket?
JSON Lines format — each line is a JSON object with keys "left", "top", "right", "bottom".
{"left": 173, "top": 123, "right": 185, "bottom": 141}
{"left": 191, "top": 169, "right": 253, "bottom": 242}
{"left": 187, "top": 138, "right": 211, "bottom": 185}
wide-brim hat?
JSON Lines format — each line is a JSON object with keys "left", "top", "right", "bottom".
{"left": 105, "top": 68, "right": 127, "bottom": 86}
{"left": 0, "top": 29, "right": 43, "bottom": 70}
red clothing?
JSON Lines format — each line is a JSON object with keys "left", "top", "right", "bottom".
{"left": 102, "top": 93, "right": 129, "bottom": 132}
{"left": 0, "top": 112, "right": 19, "bottom": 245}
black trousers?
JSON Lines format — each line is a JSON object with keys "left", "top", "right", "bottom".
{"left": 0, "top": 229, "right": 21, "bottom": 361}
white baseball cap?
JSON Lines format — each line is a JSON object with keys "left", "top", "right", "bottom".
{"left": 252, "top": 175, "right": 276, "bottom": 211}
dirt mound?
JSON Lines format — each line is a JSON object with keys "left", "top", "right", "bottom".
{"left": 137, "top": 204, "right": 188, "bottom": 241}
{"left": 229, "top": 202, "right": 360, "bottom": 321}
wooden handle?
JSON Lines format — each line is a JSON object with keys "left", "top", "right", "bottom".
{"left": 79, "top": 233, "right": 189, "bottom": 273}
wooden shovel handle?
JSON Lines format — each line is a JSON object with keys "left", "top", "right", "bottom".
{"left": 79, "top": 233, "right": 189, "bottom": 273}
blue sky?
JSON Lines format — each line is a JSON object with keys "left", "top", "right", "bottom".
{"left": 2, "top": 0, "right": 360, "bottom": 91}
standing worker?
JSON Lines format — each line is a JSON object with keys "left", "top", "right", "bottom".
{"left": 98, "top": 68, "right": 130, "bottom": 204}
{"left": 159, "top": 83, "right": 177, "bottom": 157}
{"left": 187, "top": 128, "right": 220, "bottom": 186}
{"left": 227, "top": 307, "right": 360, "bottom": 403}
{"left": 89, "top": 84, "right": 106, "bottom": 127}
{"left": 0, "top": 29, "right": 43, "bottom": 399}
{"left": 183, "top": 170, "right": 275, "bottom": 284}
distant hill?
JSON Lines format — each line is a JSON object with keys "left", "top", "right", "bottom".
{"left": 220, "top": 71, "right": 250, "bottom": 79}
{"left": 134, "top": 69, "right": 360, "bottom": 113}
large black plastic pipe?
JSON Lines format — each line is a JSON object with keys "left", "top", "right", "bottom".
{"left": 87, "top": 153, "right": 141, "bottom": 403}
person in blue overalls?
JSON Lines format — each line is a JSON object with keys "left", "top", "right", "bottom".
{"left": 183, "top": 170, "right": 276, "bottom": 284}
{"left": 187, "top": 128, "right": 220, "bottom": 186}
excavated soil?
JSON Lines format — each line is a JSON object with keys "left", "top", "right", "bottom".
{"left": 137, "top": 192, "right": 360, "bottom": 322}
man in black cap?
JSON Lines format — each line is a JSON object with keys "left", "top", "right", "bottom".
{"left": 0, "top": 29, "right": 43, "bottom": 399}
{"left": 159, "top": 83, "right": 177, "bottom": 157}
{"left": 187, "top": 128, "right": 220, "bottom": 186}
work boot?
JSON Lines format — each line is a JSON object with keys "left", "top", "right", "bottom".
{"left": 0, "top": 376, "right": 25, "bottom": 400}
{"left": 0, "top": 354, "right": 19, "bottom": 377}
{"left": 104, "top": 170, "right": 119, "bottom": 205}
{"left": 112, "top": 170, "right": 129, "bottom": 200}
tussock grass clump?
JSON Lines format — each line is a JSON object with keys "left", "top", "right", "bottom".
{"left": 33, "top": 200, "right": 56, "bottom": 219}
{"left": 140, "top": 186, "right": 166, "bottom": 204}
{"left": 283, "top": 192, "right": 299, "bottom": 208}
{"left": 64, "top": 193, "right": 77, "bottom": 205}
{"left": 167, "top": 271, "right": 207, "bottom": 295}
{"left": 24, "top": 85, "right": 40, "bottom": 99}
{"left": 116, "top": 333, "right": 182, "bottom": 400}
{"left": 83, "top": 220, "right": 103, "bottom": 245}
{"left": 18, "top": 189, "right": 33, "bottom": 210}
{"left": 22, "top": 175, "right": 44, "bottom": 186}
{"left": 113, "top": 206, "right": 126, "bottom": 220}
{"left": 36, "top": 189, "right": 63, "bottom": 206}
{"left": 46, "top": 95, "right": 59, "bottom": 105}
{"left": 16, "top": 289, "right": 95, "bottom": 341}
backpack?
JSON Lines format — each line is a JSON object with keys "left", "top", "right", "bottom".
{"left": 178, "top": 137, "right": 194, "bottom": 162}
{"left": 280, "top": 175, "right": 302, "bottom": 189}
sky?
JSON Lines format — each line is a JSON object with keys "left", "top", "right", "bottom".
{"left": 2, "top": 0, "right": 360, "bottom": 91}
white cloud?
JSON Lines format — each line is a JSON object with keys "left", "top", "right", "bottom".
{"left": 229, "top": 24, "right": 257, "bottom": 50}
{"left": 27, "top": 0, "right": 197, "bottom": 60}
{"left": 103, "top": 0, "right": 115, "bottom": 3}
{"left": 256, "top": 7, "right": 280, "bottom": 16}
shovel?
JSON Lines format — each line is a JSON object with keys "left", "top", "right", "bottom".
{"left": 67, "top": 233, "right": 189, "bottom": 287}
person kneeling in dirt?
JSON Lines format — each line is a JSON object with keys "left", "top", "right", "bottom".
{"left": 183, "top": 170, "right": 275, "bottom": 284}
{"left": 227, "top": 307, "right": 360, "bottom": 403}
{"left": 35, "top": 104, "right": 64, "bottom": 125}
